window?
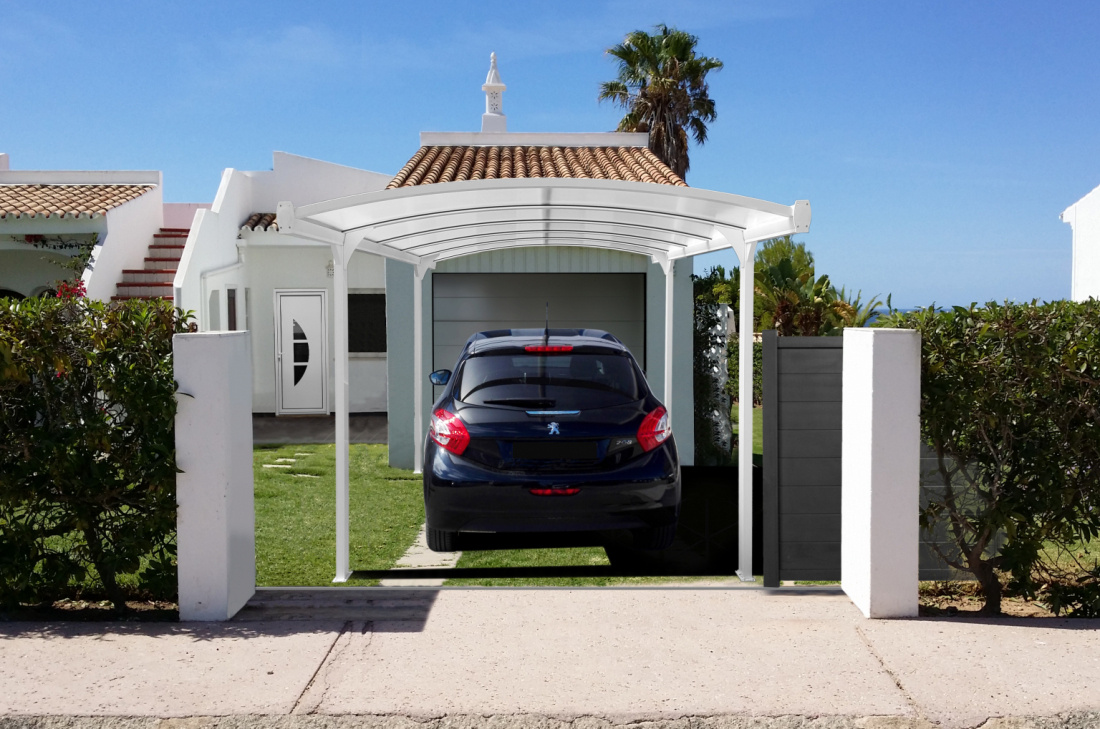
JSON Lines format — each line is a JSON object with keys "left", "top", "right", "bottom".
{"left": 349, "top": 293, "right": 386, "bottom": 353}
{"left": 227, "top": 288, "right": 238, "bottom": 331}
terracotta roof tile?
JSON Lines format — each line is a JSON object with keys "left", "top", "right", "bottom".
{"left": 386, "top": 146, "right": 687, "bottom": 189}
{"left": 0, "top": 184, "right": 155, "bottom": 219}
{"left": 241, "top": 212, "right": 278, "bottom": 231}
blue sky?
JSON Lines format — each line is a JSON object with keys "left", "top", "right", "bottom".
{"left": 2, "top": 0, "right": 1097, "bottom": 307}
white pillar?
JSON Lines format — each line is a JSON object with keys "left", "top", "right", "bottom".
{"left": 413, "top": 266, "right": 426, "bottom": 475}
{"left": 736, "top": 244, "right": 756, "bottom": 581}
{"left": 175, "top": 331, "right": 255, "bottom": 620}
{"left": 662, "top": 258, "right": 674, "bottom": 414}
{"left": 841, "top": 328, "right": 921, "bottom": 618}
{"left": 332, "top": 245, "right": 351, "bottom": 583}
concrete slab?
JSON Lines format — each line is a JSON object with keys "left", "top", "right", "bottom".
{"left": 860, "top": 617, "right": 1100, "bottom": 728}
{"left": 0, "top": 622, "right": 344, "bottom": 716}
{"left": 379, "top": 526, "right": 461, "bottom": 587}
{"left": 253, "top": 414, "right": 387, "bottom": 445}
{"left": 307, "top": 588, "right": 912, "bottom": 720}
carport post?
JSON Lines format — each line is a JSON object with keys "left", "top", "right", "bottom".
{"left": 413, "top": 264, "right": 427, "bottom": 476}
{"left": 332, "top": 243, "right": 351, "bottom": 583}
{"left": 736, "top": 242, "right": 757, "bottom": 581}
{"left": 661, "top": 256, "right": 674, "bottom": 416}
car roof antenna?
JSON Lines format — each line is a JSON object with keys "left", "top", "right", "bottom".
{"left": 543, "top": 302, "right": 550, "bottom": 345}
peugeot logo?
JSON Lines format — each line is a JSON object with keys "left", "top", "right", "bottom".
{"left": 547, "top": 422, "right": 560, "bottom": 435}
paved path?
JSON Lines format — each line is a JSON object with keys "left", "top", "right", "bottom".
{"left": 1, "top": 588, "right": 1098, "bottom": 728}
{"left": 378, "top": 526, "right": 461, "bottom": 587}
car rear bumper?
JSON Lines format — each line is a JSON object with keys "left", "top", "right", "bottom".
{"left": 423, "top": 440, "right": 681, "bottom": 534}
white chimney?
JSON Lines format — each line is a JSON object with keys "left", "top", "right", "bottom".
{"left": 481, "top": 52, "right": 507, "bottom": 133}
{"left": 0, "top": 153, "right": 9, "bottom": 171}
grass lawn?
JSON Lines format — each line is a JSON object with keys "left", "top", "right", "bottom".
{"left": 731, "top": 404, "right": 764, "bottom": 459}
{"left": 254, "top": 443, "right": 422, "bottom": 586}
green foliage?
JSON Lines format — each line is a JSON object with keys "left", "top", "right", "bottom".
{"left": 881, "top": 300, "right": 1100, "bottom": 616}
{"left": 693, "top": 264, "right": 737, "bottom": 306}
{"left": 727, "top": 340, "right": 763, "bottom": 407}
{"left": 599, "top": 24, "right": 723, "bottom": 179}
{"left": 0, "top": 296, "right": 192, "bottom": 610}
{"left": 754, "top": 258, "right": 850, "bottom": 336}
{"left": 755, "top": 236, "right": 814, "bottom": 276}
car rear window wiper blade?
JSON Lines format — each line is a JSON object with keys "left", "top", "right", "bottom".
{"left": 482, "top": 398, "right": 557, "bottom": 408}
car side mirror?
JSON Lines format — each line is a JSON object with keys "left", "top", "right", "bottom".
{"left": 430, "top": 369, "right": 452, "bottom": 386}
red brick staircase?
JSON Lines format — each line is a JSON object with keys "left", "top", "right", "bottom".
{"left": 112, "top": 227, "right": 188, "bottom": 301}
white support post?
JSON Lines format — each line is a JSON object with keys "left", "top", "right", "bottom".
{"left": 413, "top": 265, "right": 426, "bottom": 475}
{"left": 662, "top": 257, "right": 674, "bottom": 415}
{"left": 736, "top": 242, "right": 757, "bottom": 581}
{"left": 332, "top": 245, "right": 351, "bottom": 583}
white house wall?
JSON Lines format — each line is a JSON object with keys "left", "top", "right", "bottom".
{"left": 250, "top": 152, "right": 392, "bottom": 207}
{"left": 1063, "top": 184, "right": 1100, "bottom": 301}
{"left": 0, "top": 248, "right": 72, "bottom": 296}
{"left": 244, "top": 244, "right": 387, "bottom": 413}
{"left": 86, "top": 182, "right": 165, "bottom": 301}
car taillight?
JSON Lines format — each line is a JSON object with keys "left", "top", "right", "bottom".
{"left": 637, "top": 406, "right": 671, "bottom": 452}
{"left": 524, "top": 345, "right": 573, "bottom": 353}
{"left": 529, "top": 488, "right": 581, "bottom": 496}
{"left": 429, "top": 408, "right": 470, "bottom": 456}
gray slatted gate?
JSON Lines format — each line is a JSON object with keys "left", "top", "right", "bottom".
{"left": 762, "top": 332, "right": 843, "bottom": 586}
{"left": 761, "top": 331, "right": 968, "bottom": 587}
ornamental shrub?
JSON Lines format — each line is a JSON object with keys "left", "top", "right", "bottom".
{"left": 0, "top": 296, "right": 192, "bottom": 610}
{"left": 881, "top": 300, "right": 1100, "bottom": 616}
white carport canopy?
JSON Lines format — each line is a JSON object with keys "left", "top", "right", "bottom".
{"left": 276, "top": 177, "right": 810, "bottom": 582}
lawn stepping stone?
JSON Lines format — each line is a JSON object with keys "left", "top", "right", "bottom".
{"left": 262, "top": 464, "right": 293, "bottom": 469}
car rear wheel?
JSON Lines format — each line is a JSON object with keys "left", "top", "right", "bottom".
{"left": 632, "top": 522, "right": 677, "bottom": 550}
{"left": 426, "top": 527, "right": 458, "bottom": 553}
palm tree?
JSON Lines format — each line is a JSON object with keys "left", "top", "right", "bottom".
{"left": 599, "top": 25, "right": 724, "bottom": 179}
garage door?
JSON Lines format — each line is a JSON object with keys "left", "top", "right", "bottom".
{"left": 432, "top": 273, "right": 646, "bottom": 373}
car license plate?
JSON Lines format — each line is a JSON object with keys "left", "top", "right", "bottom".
{"left": 512, "top": 441, "right": 598, "bottom": 460}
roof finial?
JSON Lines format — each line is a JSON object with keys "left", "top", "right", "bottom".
{"left": 481, "top": 52, "right": 507, "bottom": 133}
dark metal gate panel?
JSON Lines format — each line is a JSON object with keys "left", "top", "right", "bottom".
{"left": 762, "top": 332, "right": 843, "bottom": 586}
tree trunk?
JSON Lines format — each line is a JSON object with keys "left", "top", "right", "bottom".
{"left": 82, "top": 523, "right": 125, "bottom": 612}
{"left": 971, "top": 557, "right": 1002, "bottom": 616}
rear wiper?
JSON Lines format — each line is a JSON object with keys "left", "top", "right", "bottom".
{"left": 483, "top": 398, "right": 556, "bottom": 408}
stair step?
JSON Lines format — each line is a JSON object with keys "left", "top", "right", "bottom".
{"left": 154, "top": 231, "right": 188, "bottom": 238}
{"left": 145, "top": 257, "right": 179, "bottom": 270}
{"left": 148, "top": 244, "right": 185, "bottom": 255}
{"left": 111, "top": 295, "right": 174, "bottom": 302}
{"left": 159, "top": 227, "right": 190, "bottom": 233}
{"left": 116, "top": 282, "right": 173, "bottom": 297}
{"left": 122, "top": 270, "right": 175, "bottom": 284}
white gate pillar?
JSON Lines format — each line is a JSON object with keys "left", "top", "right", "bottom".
{"left": 841, "top": 328, "right": 921, "bottom": 618}
{"left": 175, "top": 331, "right": 255, "bottom": 620}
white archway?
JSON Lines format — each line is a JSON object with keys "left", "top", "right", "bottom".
{"left": 277, "top": 177, "right": 810, "bottom": 582}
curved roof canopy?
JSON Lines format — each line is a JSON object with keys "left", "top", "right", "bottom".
{"left": 276, "top": 176, "right": 810, "bottom": 270}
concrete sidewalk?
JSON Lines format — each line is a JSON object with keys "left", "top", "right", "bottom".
{"left": 1, "top": 588, "right": 1098, "bottom": 729}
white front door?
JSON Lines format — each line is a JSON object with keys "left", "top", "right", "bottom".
{"left": 275, "top": 290, "right": 328, "bottom": 415}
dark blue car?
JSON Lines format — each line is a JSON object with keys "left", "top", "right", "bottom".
{"left": 422, "top": 328, "right": 680, "bottom": 552}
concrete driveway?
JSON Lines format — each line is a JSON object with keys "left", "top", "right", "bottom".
{"left": 1, "top": 587, "right": 1098, "bottom": 728}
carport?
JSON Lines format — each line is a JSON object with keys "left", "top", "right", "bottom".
{"left": 274, "top": 172, "right": 810, "bottom": 582}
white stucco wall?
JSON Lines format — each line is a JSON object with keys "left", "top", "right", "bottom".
{"left": 241, "top": 243, "right": 387, "bottom": 413}
{"left": 0, "top": 247, "right": 79, "bottom": 297}
{"left": 1063, "top": 183, "right": 1100, "bottom": 301}
{"left": 85, "top": 179, "right": 165, "bottom": 301}
{"left": 841, "top": 328, "right": 921, "bottom": 619}
{"left": 176, "top": 152, "right": 394, "bottom": 413}
{"left": 163, "top": 202, "right": 211, "bottom": 230}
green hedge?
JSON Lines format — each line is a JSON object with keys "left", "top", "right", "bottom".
{"left": 726, "top": 340, "right": 763, "bottom": 406}
{"left": 0, "top": 296, "right": 191, "bottom": 609}
{"left": 883, "top": 300, "right": 1100, "bottom": 616}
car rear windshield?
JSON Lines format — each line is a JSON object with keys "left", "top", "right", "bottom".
{"left": 456, "top": 351, "right": 646, "bottom": 409}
